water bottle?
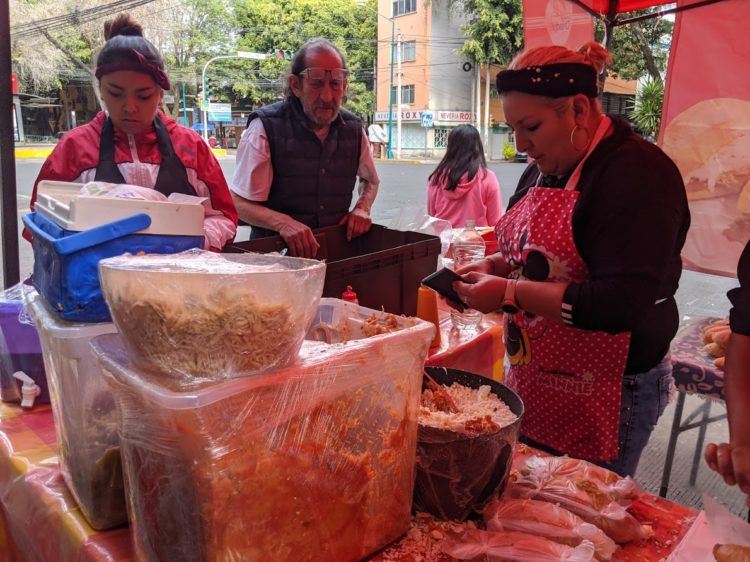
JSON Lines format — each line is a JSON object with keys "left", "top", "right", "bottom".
{"left": 450, "top": 220, "right": 486, "bottom": 331}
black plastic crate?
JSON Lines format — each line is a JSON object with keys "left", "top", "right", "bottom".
{"left": 226, "top": 224, "right": 440, "bottom": 316}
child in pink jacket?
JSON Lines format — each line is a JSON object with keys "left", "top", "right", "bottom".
{"left": 427, "top": 124, "right": 503, "bottom": 228}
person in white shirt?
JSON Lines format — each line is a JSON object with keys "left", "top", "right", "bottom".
{"left": 231, "top": 38, "right": 380, "bottom": 258}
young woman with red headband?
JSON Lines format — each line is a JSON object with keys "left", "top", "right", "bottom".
{"left": 27, "top": 14, "right": 237, "bottom": 250}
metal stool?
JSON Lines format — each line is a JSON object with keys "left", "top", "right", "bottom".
{"left": 659, "top": 391, "right": 726, "bottom": 497}
{"left": 663, "top": 317, "right": 749, "bottom": 522}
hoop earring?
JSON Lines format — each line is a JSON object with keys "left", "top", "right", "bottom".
{"left": 570, "top": 125, "right": 590, "bottom": 152}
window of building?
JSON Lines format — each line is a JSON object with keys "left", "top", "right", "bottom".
{"left": 400, "top": 41, "right": 416, "bottom": 62}
{"left": 390, "top": 85, "right": 415, "bottom": 105}
{"left": 434, "top": 127, "right": 450, "bottom": 148}
{"left": 602, "top": 93, "right": 635, "bottom": 118}
{"left": 393, "top": 0, "right": 416, "bottom": 17}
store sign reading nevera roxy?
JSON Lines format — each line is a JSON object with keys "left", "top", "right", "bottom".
{"left": 374, "top": 110, "right": 474, "bottom": 123}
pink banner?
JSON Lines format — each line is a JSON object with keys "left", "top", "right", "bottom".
{"left": 523, "top": 0, "right": 594, "bottom": 51}
{"left": 659, "top": 0, "right": 750, "bottom": 277}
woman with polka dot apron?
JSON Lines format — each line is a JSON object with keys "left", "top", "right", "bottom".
{"left": 453, "top": 42, "right": 690, "bottom": 477}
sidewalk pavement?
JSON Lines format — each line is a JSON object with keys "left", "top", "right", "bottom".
{"left": 13, "top": 144, "right": 518, "bottom": 164}
{"left": 13, "top": 143, "right": 228, "bottom": 159}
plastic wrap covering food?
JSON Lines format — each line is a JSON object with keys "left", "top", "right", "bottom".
{"left": 0, "top": 283, "right": 48, "bottom": 406}
{"left": 98, "top": 249, "right": 326, "bottom": 388}
{"left": 505, "top": 455, "right": 651, "bottom": 544}
{"left": 1, "top": 465, "right": 127, "bottom": 562}
{"left": 91, "top": 304, "right": 434, "bottom": 562}
{"left": 24, "top": 290, "right": 125, "bottom": 531}
{"left": 441, "top": 529, "right": 596, "bottom": 562}
{"left": 483, "top": 499, "right": 617, "bottom": 561}
{"left": 413, "top": 367, "right": 524, "bottom": 521}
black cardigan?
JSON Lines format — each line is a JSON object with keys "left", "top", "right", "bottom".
{"left": 508, "top": 116, "right": 691, "bottom": 374}
{"left": 729, "top": 242, "right": 750, "bottom": 336}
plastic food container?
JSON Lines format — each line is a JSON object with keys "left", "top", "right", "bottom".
{"left": 92, "top": 300, "right": 435, "bottom": 562}
{"left": 23, "top": 211, "right": 204, "bottom": 323}
{"left": 228, "top": 224, "right": 441, "bottom": 316}
{"left": 0, "top": 285, "right": 48, "bottom": 406}
{"left": 25, "top": 289, "right": 126, "bottom": 531}
{"left": 414, "top": 367, "right": 525, "bottom": 521}
{"left": 98, "top": 250, "right": 326, "bottom": 388}
{"left": 34, "top": 180, "right": 206, "bottom": 236}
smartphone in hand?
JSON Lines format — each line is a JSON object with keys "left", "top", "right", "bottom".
{"left": 421, "top": 268, "right": 466, "bottom": 310}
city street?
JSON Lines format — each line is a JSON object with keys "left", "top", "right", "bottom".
{"left": 10, "top": 155, "right": 744, "bottom": 514}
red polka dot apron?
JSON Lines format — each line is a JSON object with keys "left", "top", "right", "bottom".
{"left": 494, "top": 117, "right": 630, "bottom": 462}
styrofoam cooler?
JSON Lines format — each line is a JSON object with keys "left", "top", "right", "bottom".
{"left": 25, "top": 289, "right": 126, "bottom": 531}
{"left": 0, "top": 298, "right": 48, "bottom": 406}
{"left": 92, "top": 299, "right": 435, "bottom": 562}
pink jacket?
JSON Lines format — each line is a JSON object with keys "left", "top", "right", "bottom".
{"left": 427, "top": 169, "right": 503, "bottom": 228}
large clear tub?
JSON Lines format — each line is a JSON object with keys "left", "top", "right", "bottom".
{"left": 92, "top": 300, "right": 435, "bottom": 562}
{"left": 25, "top": 289, "right": 125, "bottom": 530}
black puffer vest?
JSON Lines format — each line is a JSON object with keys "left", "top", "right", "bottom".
{"left": 248, "top": 97, "right": 362, "bottom": 238}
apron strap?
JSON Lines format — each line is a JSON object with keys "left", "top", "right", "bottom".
{"left": 152, "top": 114, "right": 198, "bottom": 197}
{"left": 94, "top": 117, "right": 127, "bottom": 184}
{"left": 564, "top": 116, "right": 612, "bottom": 191}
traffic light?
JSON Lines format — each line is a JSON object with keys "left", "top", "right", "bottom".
{"left": 204, "top": 77, "right": 214, "bottom": 101}
{"left": 275, "top": 49, "right": 294, "bottom": 60}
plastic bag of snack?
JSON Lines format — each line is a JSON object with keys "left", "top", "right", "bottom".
{"left": 441, "top": 529, "right": 596, "bottom": 562}
{"left": 517, "top": 456, "right": 642, "bottom": 504}
{"left": 714, "top": 544, "right": 750, "bottom": 562}
{"left": 484, "top": 499, "right": 617, "bottom": 561}
{"left": 506, "top": 457, "right": 651, "bottom": 544}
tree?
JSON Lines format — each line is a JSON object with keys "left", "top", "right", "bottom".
{"left": 148, "top": 0, "right": 234, "bottom": 120}
{"left": 596, "top": 8, "right": 673, "bottom": 82}
{"left": 628, "top": 77, "right": 663, "bottom": 137}
{"left": 459, "top": 0, "right": 523, "bottom": 66}
{"left": 230, "top": 0, "right": 377, "bottom": 119}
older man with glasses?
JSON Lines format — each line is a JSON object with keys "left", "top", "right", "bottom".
{"left": 231, "top": 38, "right": 380, "bottom": 258}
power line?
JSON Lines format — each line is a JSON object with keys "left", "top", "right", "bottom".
{"left": 12, "top": 0, "right": 156, "bottom": 40}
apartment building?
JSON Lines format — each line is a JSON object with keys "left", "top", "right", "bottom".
{"left": 374, "top": 0, "right": 637, "bottom": 158}
{"left": 374, "top": 0, "right": 477, "bottom": 158}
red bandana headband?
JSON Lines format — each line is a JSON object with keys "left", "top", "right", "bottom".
{"left": 95, "top": 49, "right": 171, "bottom": 91}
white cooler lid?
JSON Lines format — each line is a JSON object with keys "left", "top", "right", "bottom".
{"left": 35, "top": 181, "right": 205, "bottom": 237}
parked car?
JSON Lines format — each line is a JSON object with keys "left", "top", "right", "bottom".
{"left": 514, "top": 151, "right": 528, "bottom": 163}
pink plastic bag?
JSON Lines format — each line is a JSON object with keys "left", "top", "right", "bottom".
{"left": 441, "top": 529, "right": 596, "bottom": 562}
{"left": 506, "top": 456, "right": 651, "bottom": 544}
{"left": 484, "top": 499, "right": 617, "bottom": 561}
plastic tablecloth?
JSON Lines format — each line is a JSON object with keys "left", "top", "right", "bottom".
{"left": 0, "top": 403, "right": 697, "bottom": 562}
{"left": 426, "top": 308, "right": 505, "bottom": 381}
{"left": 670, "top": 316, "right": 725, "bottom": 399}
{"left": 0, "top": 313, "right": 696, "bottom": 562}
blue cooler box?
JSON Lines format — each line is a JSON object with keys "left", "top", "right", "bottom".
{"left": 23, "top": 212, "right": 204, "bottom": 323}
{"left": 0, "top": 299, "right": 48, "bottom": 405}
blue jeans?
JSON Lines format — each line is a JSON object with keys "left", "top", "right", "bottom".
{"left": 520, "top": 354, "right": 673, "bottom": 478}
{"left": 596, "top": 354, "right": 673, "bottom": 477}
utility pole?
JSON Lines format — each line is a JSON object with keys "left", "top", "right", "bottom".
{"left": 396, "top": 32, "right": 402, "bottom": 160}
{"left": 387, "top": 13, "right": 395, "bottom": 159}
{"left": 484, "top": 61, "right": 490, "bottom": 153}
{"left": 356, "top": 1, "right": 395, "bottom": 159}
{"left": 475, "top": 64, "right": 481, "bottom": 132}
{"left": 181, "top": 82, "right": 188, "bottom": 126}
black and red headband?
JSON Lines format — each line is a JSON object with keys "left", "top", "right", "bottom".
{"left": 95, "top": 49, "right": 171, "bottom": 91}
{"left": 495, "top": 63, "right": 598, "bottom": 98}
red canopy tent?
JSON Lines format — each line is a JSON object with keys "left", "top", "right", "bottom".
{"left": 524, "top": 0, "right": 743, "bottom": 277}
